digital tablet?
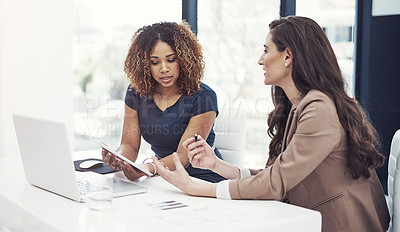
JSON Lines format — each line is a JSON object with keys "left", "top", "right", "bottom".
{"left": 89, "top": 137, "right": 153, "bottom": 176}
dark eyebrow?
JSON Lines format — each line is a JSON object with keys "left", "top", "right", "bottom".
{"left": 150, "top": 53, "right": 176, "bottom": 59}
{"left": 263, "top": 45, "right": 268, "bottom": 49}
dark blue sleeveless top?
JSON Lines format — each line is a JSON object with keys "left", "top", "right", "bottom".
{"left": 125, "top": 83, "right": 225, "bottom": 182}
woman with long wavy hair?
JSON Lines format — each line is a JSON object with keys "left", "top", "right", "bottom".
{"left": 153, "top": 16, "right": 390, "bottom": 231}
{"left": 102, "top": 21, "right": 225, "bottom": 183}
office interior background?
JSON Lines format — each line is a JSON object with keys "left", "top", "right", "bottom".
{"left": 0, "top": 0, "right": 399, "bottom": 194}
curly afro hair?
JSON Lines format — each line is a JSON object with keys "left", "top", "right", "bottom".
{"left": 124, "top": 21, "right": 204, "bottom": 96}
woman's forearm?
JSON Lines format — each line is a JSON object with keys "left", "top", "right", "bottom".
{"left": 211, "top": 158, "right": 241, "bottom": 180}
{"left": 158, "top": 152, "right": 190, "bottom": 171}
{"left": 117, "top": 143, "right": 139, "bottom": 162}
{"left": 186, "top": 181, "right": 217, "bottom": 198}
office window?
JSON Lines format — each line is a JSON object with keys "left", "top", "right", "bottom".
{"left": 73, "top": 0, "right": 181, "bottom": 151}
{"left": 198, "top": 0, "right": 280, "bottom": 167}
{"left": 297, "top": 0, "right": 356, "bottom": 95}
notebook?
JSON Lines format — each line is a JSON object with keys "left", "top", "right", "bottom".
{"left": 12, "top": 114, "right": 146, "bottom": 202}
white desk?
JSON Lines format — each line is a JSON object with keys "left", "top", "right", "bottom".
{"left": 0, "top": 152, "right": 321, "bottom": 232}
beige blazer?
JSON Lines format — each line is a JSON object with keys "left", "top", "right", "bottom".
{"left": 228, "top": 90, "right": 390, "bottom": 232}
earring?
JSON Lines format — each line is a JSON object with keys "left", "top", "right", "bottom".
{"left": 284, "top": 63, "right": 289, "bottom": 67}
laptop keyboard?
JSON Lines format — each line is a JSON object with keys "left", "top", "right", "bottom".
{"left": 78, "top": 180, "right": 87, "bottom": 194}
{"left": 77, "top": 179, "right": 104, "bottom": 195}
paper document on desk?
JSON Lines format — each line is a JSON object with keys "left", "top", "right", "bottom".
{"left": 154, "top": 204, "right": 245, "bottom": 227}
{"left": 127, "top": 197, "right": 250, "bottom": 228}
{"left": 147, "top": 200, "right": 188, "bottom": 210}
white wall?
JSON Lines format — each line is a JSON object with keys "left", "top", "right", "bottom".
{"left": 0, "top": 0, "right": 73, "bottom": 158}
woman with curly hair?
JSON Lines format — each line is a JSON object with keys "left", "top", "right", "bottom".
{"left": 152, "top": 16, "right": 390, "bottom": 231}
{"left": 102, "top": 21, "right": 225, "bottom": 183}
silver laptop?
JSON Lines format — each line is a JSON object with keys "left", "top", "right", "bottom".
{"left": 12, "top": 114, "right": 146, "bottom": 202}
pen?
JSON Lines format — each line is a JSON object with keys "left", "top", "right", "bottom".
{"left": 194, "top": 133, "right": 198, "bottom": 142}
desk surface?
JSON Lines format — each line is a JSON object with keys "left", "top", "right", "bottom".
{"left": 0, "top": 151, "right": 321, "bottom": 232}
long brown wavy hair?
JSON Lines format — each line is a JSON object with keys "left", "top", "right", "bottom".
{"left": 124, "top": 21, "right": 204, "bottom": 96}
{"left": 266, "top": 16, "right": 385, "bottom": 179}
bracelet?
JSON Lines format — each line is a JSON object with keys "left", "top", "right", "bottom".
{"left": 143, "top": 158, "right": 157, "bottom": 176}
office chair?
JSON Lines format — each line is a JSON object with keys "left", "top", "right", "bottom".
{"left": 214, "top": 110, "right": 246, "bottom": 167}
{"left": 387, "top": 129, "right": 400, "bottom": 232}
